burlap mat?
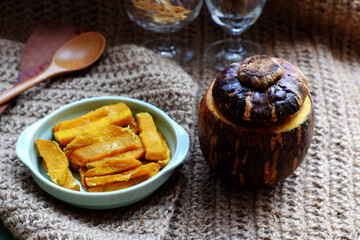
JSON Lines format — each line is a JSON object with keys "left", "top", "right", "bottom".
{"left": 0, "top": 0, "right": 360, "bottom": 239}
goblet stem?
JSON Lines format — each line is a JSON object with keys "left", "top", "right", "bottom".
{"left": 221, "top": 36, "right": 247, "bottom": 65}
{"left": 152, "top": 34, "right": 176, "bottom": 59}
{"left": 143, "top": 34, "right": 195, "bottom": 65}
{"left": 227, "top": 36, "right": 244, "bottom": 54}
{"left": 205, "top": 36, "right": 264, "bottom": 70}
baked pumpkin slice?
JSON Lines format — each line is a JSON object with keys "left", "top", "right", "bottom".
{"left": 53, "top": 103, "right": 133, "bottom": 146}
{"left": 64, "top": 125, "right": 134, "bottom": 153}
{"left": 62, "top": 168, "right": 80, "bottom": 191}
{"left": 79, "top": 166, "right": 89, "bottom": 189}
{"left": 64, "top": 125, "right": 136, "bottom": 171}
{"left": 158, "top": 132, "right": 171, "bottom": 168}
{"left": 83, "top": 158, "right": 142, "bottom": 178}
{"left": 85, "top": 162, "right": 160, "bottom": 187}
{"left": 69, "top": 135, "right": 143, "bottom": 167}
{"left": 35, "top": 139, "right": 69, "bottom": 186}
{"left": 86, "top": 148, "right": 145, "bottom": 169}
{"left": 136, "top": 112, "right": 167, "bottom": 161}
{"left": 87, "top": 174, "right": 156, "bottom": 192}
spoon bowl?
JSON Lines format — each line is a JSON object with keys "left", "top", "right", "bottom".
{"left": 0, "top": 32, "right": 106, "bottom": 105}
{"left": 54, "top": 32, "right": 106, "bottom": 70}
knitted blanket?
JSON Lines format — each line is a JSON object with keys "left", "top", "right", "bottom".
{"left": 1, "top": 0, "right": 360, "bottom": 239}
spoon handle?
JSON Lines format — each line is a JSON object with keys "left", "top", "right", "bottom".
{"left": 0, "top": 63, "right": 63, "bottom": 106}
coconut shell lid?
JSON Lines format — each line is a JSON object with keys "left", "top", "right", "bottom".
{"left": 212, "top": 55, "right": 309, "bottom": 123}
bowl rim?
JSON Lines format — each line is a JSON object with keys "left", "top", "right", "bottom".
{"left": 16, "top": 96, "right": 190, "bottom": 198}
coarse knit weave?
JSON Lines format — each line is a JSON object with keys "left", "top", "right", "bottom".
{"left": 0, "top": 0, "right": 360, "bottom": 239}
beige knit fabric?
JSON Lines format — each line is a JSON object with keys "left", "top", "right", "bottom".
{"left": 0, "top": 0, "right": 360, "bottom": 239}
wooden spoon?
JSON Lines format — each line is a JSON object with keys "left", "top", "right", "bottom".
{"left": 0, "top": 32, "right": 106, "bottom": 105}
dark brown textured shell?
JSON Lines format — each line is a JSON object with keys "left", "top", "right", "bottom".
{"left": 197, "top": 81, "right": 315, "bottom": 188}
{"left": 212, "top": 57, "right": 309, "bottom": 123}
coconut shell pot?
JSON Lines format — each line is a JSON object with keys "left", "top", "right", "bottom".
{"left": 198, "top": 55, "right": 315, "bottom": 188}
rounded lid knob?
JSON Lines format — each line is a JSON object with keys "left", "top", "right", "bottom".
{"left": 238, "top": 55, "right": 284, "bottom": 89}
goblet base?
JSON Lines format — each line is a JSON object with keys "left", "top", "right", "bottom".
{"left": 143, "top": 37, "right": 195, "bottom": 65}
{"left": 205, "top": 39, "right": 264, "bottom": 70}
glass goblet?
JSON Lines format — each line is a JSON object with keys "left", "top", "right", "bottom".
{"left": 125, "top": 0, "right": 203, "bottom": 65}
{"left": 205, "top": 0, "right": 266, "bottom": 70}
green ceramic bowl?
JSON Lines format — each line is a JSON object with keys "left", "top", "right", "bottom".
{"left": 16, "top": 96, "right": 189, "bottom": 209}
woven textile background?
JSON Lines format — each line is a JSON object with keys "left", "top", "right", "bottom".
{"left": 0, "top": 0, "right": 360, "bottom": 239}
